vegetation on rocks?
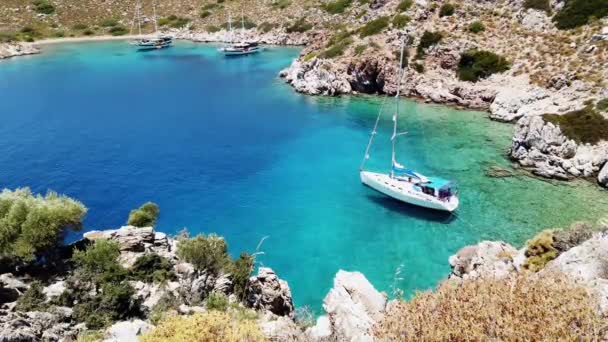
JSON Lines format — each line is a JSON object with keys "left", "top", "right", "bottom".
{"left": 15, "top": 281, "right": 47, "bottom": 312}
{"left": 376, "top": 274, "right": 605, "bottom": 340}
{"left": 320, "top": 30, "right": 353, "bottom": 58}
{"left": 438, "top": 3, "right": 455, "bottom": 17}
{"left": 523, "top": 0, "right": 551, "bottom": 13}
{"left": 523, "top": 229, "right": 557, "bottom": 271}
{"left": 130, "top": 253, "right": 176, "bottom": 283}
{"left": 323, "top": 0, "right": 353, "bottom": 14}
{"left": 158, "top": 15, "right": 191, "bottom": 29}
{"left": 457, "top": 49, "right": 510, "bottom": 82}
{"left": 359, "top": 16, "right": 389, "bottom": 37}
{"left": 597, "top": 99, "right": 608, "bottom": 112}
{"left": 177, "top": 233, "right": 229, "bottom": 275}
{"left": 396, "top": 0, "right": 413, "bottom": 12}
{"left": 553, "top": 0, "right": 608, "bottom": 30}
{"left": 543, "top": 106, "right": 608, "bottom": 144}
{"left": 127, "top": 202, "right": 160, "bottom": 227}
{"left": 468, "top": 21, "right": 485, "bottom": 33}
{"left": 392, "top": 14, "right": 411, "bottom": 29}
{"left": 416, "top": 30, "right": 442, "bottom": 57}
{"left": 206, "top": 292, "right": 229, "bottom": 311}
{"left": 141, "top": 311, "right": 265, "bottom": 342}
{"left": 286, "top": 18, "right": 312, "bottom": 33}
{"left": 32, "top": 0, "right": 55, "bottom": 15}
{"left": 0, "top": 188, "right": 86, "bottom": 262}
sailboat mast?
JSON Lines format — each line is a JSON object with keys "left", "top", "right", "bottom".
{"left": 242, "top": 11, "right": 245, "bottom": 31}
{"left": 153, "top": 0, "right": 159, "bottom": 34}
{"left": 391, "top": 35, "right": 407, "bottom": 174}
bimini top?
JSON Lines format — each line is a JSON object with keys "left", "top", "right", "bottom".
{"left": 425, "top": 176, "right": 456, "bottom": 190}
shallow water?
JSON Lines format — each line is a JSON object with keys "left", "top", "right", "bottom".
{"left": 0, "top": 41, "right": 606, "bottom": 311}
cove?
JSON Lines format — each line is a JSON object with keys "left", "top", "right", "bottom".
{"left": 0, "top": 41, "right": 606, "bottom": 312}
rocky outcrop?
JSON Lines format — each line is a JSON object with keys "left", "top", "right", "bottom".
{"left": 449, "top": 241, "right": 518, "bottom": 280}
{"left": 0, "top": 43, "right": 40, "bottom": 60}
{"left": 510, "top": 115, "right": 608, "bottom": 180}
{"left": 246, "top": 267, "right": 294, "bottom": 318}
{"left": 309, "top": 270, "right": 387, "bottom": 341}
{"left": 543, "top": 232, "right": 608, "bottom": 313}
{"left": 280, "top": 59, "right": 352, "bottom": 96}
{"left": 104, "top": 319, "right": 152, "bottom": 342}
{"left": 174, "top": 28, "right": 309, "bottom": 46}
{"left": 598, "top": 163, "right": 608, "bottom": 187}
{"left": 0, "top": 308, "right": 81, "bottom": 342}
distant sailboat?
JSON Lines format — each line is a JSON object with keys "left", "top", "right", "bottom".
{"left": 359, "top": 35, "right": 459, "bottom": 212}
{"left": 130, "top": 0, "right": 173, "bottom": 50}
{"left": 218, "top": 12, "right": 260, "bottom": 56}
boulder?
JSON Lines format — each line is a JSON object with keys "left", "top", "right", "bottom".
{"left": 104, "top": 319, "right": 152, "bottom": 342}
{"left": 245, "top": 268, "right": 294, "bottom": 318}
{"left": 0, "top": 43, "right": 40, "bottom": 60}
{"left": 83, "top": 226, "right": 154, "bottom": 252}
{"left": 43, "top": 280, "right": 66, "bottom": 300}
{"left": 259, "top": 315, "right": 307, "bottom": 341}
{"left": 320, "top": 270, "right": 387, "bottom": 342}
{"left": 599, "top": 163, "right": 608, "bottom": 188}
{"left": 449, "top": 241, "right": 518, "bottom": 280}
{"left": 306, "top": 315, "right": 332, "bottom": 340}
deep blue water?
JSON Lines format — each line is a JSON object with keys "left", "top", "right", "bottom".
{"left": 0, "top": 41, "right": 606, "bottom": 311}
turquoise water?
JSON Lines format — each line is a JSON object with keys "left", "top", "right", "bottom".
{"left": 0, "top": 41, "right": 606, "bottom": 311}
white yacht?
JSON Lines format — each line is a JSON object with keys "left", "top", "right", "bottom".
{"left": 218, "top": 14, "right": 260, "bottom": 56}
{"left": 359, "top": 36, "right": 459, "bottom": 212}
{"left": 130, "top": 0, "right": 173, "bottom": 50}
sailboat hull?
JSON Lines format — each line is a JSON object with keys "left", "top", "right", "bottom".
{"left": 360, "top": 171, "right": 459, "bottom": 212}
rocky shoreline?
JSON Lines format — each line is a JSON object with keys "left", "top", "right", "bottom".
{"left": 0, "top": 42, "right": 40, "bottom": 60}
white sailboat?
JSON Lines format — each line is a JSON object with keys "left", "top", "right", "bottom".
{"left": 130, "top": 0, "right": 173, "bottom": 50}
{"left": 218, "top": 13, "right": 260, "bottom": 56}
{"left": 359, "top": 35, "right": 459, "bottom": 212}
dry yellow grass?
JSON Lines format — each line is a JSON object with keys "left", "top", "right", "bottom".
{"left": 375, "top": 273, "right": 606, "bottom": 341}
{"left": 140, "top": 311, "right": 266, "bottom": 342}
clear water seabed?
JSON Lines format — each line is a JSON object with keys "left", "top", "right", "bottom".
{"left": 0, "top": 41, "right": 606, "bottom": 312}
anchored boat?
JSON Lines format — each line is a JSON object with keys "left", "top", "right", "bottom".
{"left": 130, "top": 0, "right": 173, "bottom": 50}
{"left": 359, "top": 35, "right": 459, "bottom": 212}
{"left": 218, "top": 14, "right": 261, "bottom": 56}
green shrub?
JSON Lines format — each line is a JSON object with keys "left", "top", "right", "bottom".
{"left": 53, "top": 31, "right": 65, "bottom": 38}
{"left": 159, "top": 16, "right": 190, "bottom": 28}
{"left": 0, "top": 32, "right": 18, "bottom": 43}
{"left": 149, "top": 292, "right": 180, "bottom": 325}
{"left": 177, "top": 234, "right": 229, "bottom": 275}
{"left": 553, "top": 0, "right": 608, "bottom": 30}
{"left": 200, "top": 11, "right": 211, "bottom": 18}
{"left": 271, "top": 0, "right": 292, "bottom": 9}
{"left": 206, "top": 292, "right": 229, "bottom": 311}
{"left": 324, "top": 0, "right": 353, "bottom": 14}
{"left": 258, "top": 22, "right": 277, "bottom": 33}
{"left": 439, "top": 3, "right": 455, "bottom": 17}
{"left": 417, "top": 30, "right": 442, "bottom": 56}
{"left": 597, "top": 98, "right": 608, "bottom": 111}
{"left": 354, "top": 44, "right": 367, "bottom": 55}
{"left": 83, "top": 29, "right": 94, "bottom": 36}
{"left": 303, "top": 52, "right": 318, "bottom": 61}
{"left": 523, "top": 230, "right": 557, "bottom": 272}
{"left": 108, "top": 26, "right": 128, "bottom": 36}
{"left": 229, "top": 252, "right": 254, "bottom": 300}
{"left": 73, "top": 282, "right": 140, "bottom": 329}
{"left": 206, "top": 25, "right": 221, "bottom": 33}
{"left": 413, "top": 62, "right": 424, "bottom": 73}
{"left": 73, "top": 239, "right": 126, "bottom": 284}
{"left": 359, "top": 16, "right": 389, "bottom": 37}
{"left": 397, "top": 0, "right": 414, "bottom": 12}
{"left": 543, "top": 106, "right": 608, "bottom": 144}
{"left": 72, "top": 24, "right": 88, "bottom": 30}
{"left": 241, "top": 17, "right": 257, "bottom": 29}
{"left": 100, "top": 19, "right": 119, "bottom": 27}
{"left": 130, "top": 253, "right": 176, "bottom": 283}
{"left": 0, "top": 188, "right": 86, "bottom": 262}
{"left": 202, "top": 3, "right": 217, "bottom": 10}
{"left": 468, "top": 21, "right": 485, "bottom": 33}
{"left": 32, "top": 0, "right": 55, "bottom": 15}
{"left": 392, "top": 14, "right": 411, "bottom": 29}
{"left": 523, "top": 0, "right": 551, "bottom": 13}
{"left": 320, "top": 33, "right": 353, "bottom": 59}
{"left": 127, "top": 202, "right": 159, "bottom": 227}
{"left": 15, "top": 281, "right": 47, "bottom": 312}
{"left": 457, "top": 49, "right": 510, "bottom": 82}
{"left": 286, "top": 18, "right": 313, "bottom": 33}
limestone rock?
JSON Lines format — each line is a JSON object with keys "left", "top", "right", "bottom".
{"left": 449, "top": 241, "right": 518, "bottom": 280}
{"left": 104, "top": 319, "right": 152, "bottom": 342}
{"left": 280, "top": 59, "right": 352, "bottom": 96}
{"left": 0, "top": 42, "right": 40, "bottom": 60}
{"left": 83, "top": 226, "right": 154, "bottom": 252}
{"left": 306, "top": 315, "right": 332, "bottom": 340}
{"left": 320, "top": 270, "right": 387, "bottom": 342}
{"left": 259, "top": 315, "right": 307, "bottom": 341}
{"left": 518, "top": 9, "right": 553, "bottom": 31}
{"left": 246, "top": 267, "right": 294, "bottom": 318}
{"left": 43, "top": 280, "right": 66, "bottom": 300}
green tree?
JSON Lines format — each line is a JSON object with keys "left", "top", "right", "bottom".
{"left": 15, "top": 281, "right": 47, "bottom": 312}
{"left": 439, "top": 3, "right": 455, "bottom": 17}
{"left": 127, "top": 202, "right": 160, "bottom": 227}
{"left": 130, "top": 253, "right": 176, "bottom": 283}
{"left": 72, "top": 239, "right": 126, "bottom": 285}
{"left": 457, "top": 49, "right": 510, "bottom": 82}
{"left": 176, "top": 233, "right": 229, "bottom": 275}
{"left": 229, "top": 252, "right": 254, "bottom": 300}
{"left": 0, "top": 188, "right": 87, "bottom": 261}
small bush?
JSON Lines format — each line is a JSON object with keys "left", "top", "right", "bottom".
{"left": 597, "top": 98, "right": 608, "bottom": 111}
{"left": 376, "top": 274, "right": 605, "bottom": 340}
{"left": 417, "top": 30, "right": 442, "bottom": 56}
{"left": 397, "top": 0, "right": 413, "bottom": 12}
{"left": 177, "top": 234, "right": 229, "bottom": 275}
{"left": 543, "top": 106, "right": 608, "bottom": 144}
{"left": 32, "top": 0, "right": 55, "bottom": 15}
{"left": 206, "top": 25, "right": 221, "bottom": 33}
{"left": 258, "top": 22, "right": 277, "bottom": 33}
{"left": 354, "top": 44, "right": 367, "bottom": 55}
{"left": 523, "top": 230, "right": 557, "bottom": 272}
{"left": 141, "top": 312, "right": 265, "bottom": 342}
{"left": 272, "top": 0, "right": 292, "bottom": 9}
{"left": 159, "top": 16, "right": 190, "bottom": 29}
{"left": 553, "top": 0, "right": 608, "bottom": 29}
{"left": 149, "top": 292, "right": 180, "bottom": 325}
{"left": 15, "top": 281, "right": 47, "bottom": 312}
{"left": 320, "top": 30, "right": 353, "bottom": 58}
{"left": 457, "top": 49, "right": 510, "bottom": 82}
{"left": 72, "top": 24, "right": 88, "bottom": 30}
{"left": 439, "top": 3, "right": 455, "bottom": 17}
{"left": 324, "top": 0, "right": 353, "bottom": 14}
{"left": 100, "top": 19, "right": 119, "bottom": 27}
{"left": 229, "top": 252, "right": 254, "bottom": 301}
{"left": 130, "top": 253, "right": 176, "bottom": 283}
{"left": 206, "top": 292, "right": 228, "bottom": 311}
{"left": 202, "top": 3, "right": 217, "bottom": 10}
{"left": 83, "top": 29, "right": 94, "bottom": 36}
{"left": 359, "top": 16, "right": 389, "bottom": 37}
{"left": 73, "top": 239, "right": 126, "bottom": 284}
{"left": 127, "top": 202, "right": 159, "bottom": 227}
{"left": 108, "top": 26, "right": 128, "bottom": 36}
{"left": 0, "top": 32, "right": 18, "bottom": 43}
{"left": 0, "top": 188, "right": 86, "bottom": 262}
{"left": 286, "top": 18, "right": 313, "bottom": 33}
{"left": 523, "top": 0, "right": 551, "bottom": 13}
{"left": 468, "top": 21, "right": 485, "bottom": 33}
{"left": 200, "top": 10, "right": 211, "bottom": 18}
{"left": 392, "top": 14, "right": 411, "bottom": 29}
{"left": 413, "top": 62, "right": 424, "bottom": 73}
